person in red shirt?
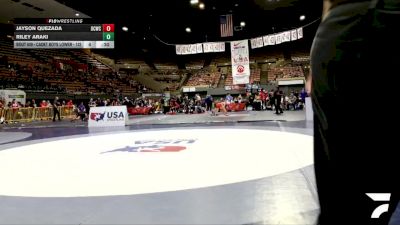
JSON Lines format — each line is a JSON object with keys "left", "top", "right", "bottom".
{"left": 40, "top": 100, "right": 47, "bottom": 108}
{"left": 213, "top": 98, "right": 228, "bottom": 116}
{"left": 259, "top": 89, "right": 267, "bottom": 110}
{"left": 67, "top": 100, "right": 73, "bottom": 107}
{"left": 10, "top": 99, "right": 19, "bottom": 120}
{"left": 11, "top": 99, "right": 19, "bottom": 109}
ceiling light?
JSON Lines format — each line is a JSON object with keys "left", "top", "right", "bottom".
{"left": 190, "top": 0, "right": 199, "bottom": 5}
{"left": 235, "top": 3, "right": 239, "bottom": 7}
{"left": 199, "top": 3, "right": 205, "bottom": 10}
{"left": 240, "top": 21, "right": 246, "bottom": 27}
{"left": 300, "top": 15, "right": 306, "bottom": 21}
{"left": 75, "top": 13, "right": 80, "bottom": 17}
{"left": 122, "top": 26, "right": 128, "bottom": 32}
{"left": 185, "top": 27, "right": 191, "bottom": 33}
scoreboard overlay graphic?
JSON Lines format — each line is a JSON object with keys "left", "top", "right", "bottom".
{"left": 13, "top": 18, "right": 114, "bottom": 49}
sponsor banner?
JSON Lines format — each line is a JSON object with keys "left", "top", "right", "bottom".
{"left": 269, "top": 35, "right": 276, "bottom": 45}
{"left": 203, "top": 42, "right": 225, "bottom": 53}
{"left": 142, "top": 93, "right": 164, "bottom": 97}
{"left": 0, "top": 89, "right": 26, "bottom": 105}
{"left": 196, "top": 43, "right": 203, "bottom": 53}
{"left": 88, "top": 106, "right": 128, "bottom": 127}
{"left": 256, "top": 37, "right": 264, "bottom": 48}
{"left": 203, "top": 42, "right": 211, "bottom": 53}
{"left": 291, "top": 29, "right": 298, "bottom": 40}
{"left": 250, "top": 38, "right": 257, "bottom": 49}
{"left": 176, "top": 43, "right": 205, "bottom": 55}
{"left": 225, "top": 85, "right": 246, "bottom": 91}
{"left": 231, "top": 40, "right": 250, "bottom": 85}
{"left": 212, "top": 42, "right": 220, "bottom": 52}
{"left": 276, "top": 33, "right": 283, "bottom": 45}
{"left": 175, "top": 27, "right": 305, "bottom": 54}
{"left": 182, "top": 87, "right": 196, "bottom": 92}
{"left": 176, "top": 45, "right": 182, "bottom": 55}
{"left": 263, "top": 35, "right": 269, "bottom": 46}
{"left": 250, "top": 37, "right": 264, "bottom": 49}
{"left": 278, "top": 79, "right": 305, "bottom": 85}
{"left": 284, "top": 31, "right": 291, "bottom": 42}
{"left": 190, "top": 44, "right": 197, "bottom": 54}
{"left": 297, "top": 27, "right": 303, "bottom": 39}
{"left": 281, "top": 32, "right": 287, "bottom": 42}
{"left": 216, "top": 42, "right": 225, "bottom": 52}
{"left": 184, "top": 45, "right": 191, "bottom": 55}
{"left": 180, "top": 45, "right": 187, "bottom": 55}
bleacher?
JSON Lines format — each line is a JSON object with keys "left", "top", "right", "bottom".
{"left": 145, "top": 69, "right": 182, "bottom": 91}
{"left": 0, "top": 37, "right": 138, "bottom": 96}
{"left": 71, "top": 51, "right": 110, "bottom": 70}
{"left": 267, "top": 66, "right": 305, "bottom": 81}
{"left": 0, "top": 38, "right": 39, "bottom": 65}
{"left": 185, "top": 69, "right": 221, "bottom": 87}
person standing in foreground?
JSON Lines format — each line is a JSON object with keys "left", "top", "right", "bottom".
{"left": 310, "top": 0, "right": 399, "bottom": 224}
{"left": 52, "top": 96, "right": 61, "bottom": 121}
{"left": 274, "top": 87, "right": 283, "bottom": 115}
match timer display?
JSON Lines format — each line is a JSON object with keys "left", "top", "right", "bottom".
{"left": 13, "top": 19, "right": 115, "bottom": 49}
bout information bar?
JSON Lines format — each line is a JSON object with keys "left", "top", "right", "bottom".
{"left": 13, "top": 19, "right": 114, "bottom": 49}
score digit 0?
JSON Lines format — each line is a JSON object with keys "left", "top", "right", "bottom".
{"left": 102, "top": 24, "right": 114, "bottom": 32}
{"left": 102, "top": 32, "right": 114, "bottom": 41}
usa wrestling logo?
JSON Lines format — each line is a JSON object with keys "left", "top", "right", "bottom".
{"left": 101, "top": 139, "right": 196, "bottom": 154}
{"left": 90, "top": 112, "right": 105, "bottom": 121}
{"left": 90, "top": 111, "right": 125, "bottom": 122}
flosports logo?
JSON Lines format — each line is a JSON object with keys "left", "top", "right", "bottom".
{"left": 366, "top": 193, "right": 391, "bottom": 219}
{"left": 101, "top": 139, "right": 196, "bottom": 154}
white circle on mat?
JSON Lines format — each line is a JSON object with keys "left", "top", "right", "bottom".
{"left": 0, "top": 129, "right": 313, "bottom": 197}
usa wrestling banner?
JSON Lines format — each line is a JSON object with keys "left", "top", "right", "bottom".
{"left": 230, "top": 40, "right": 250, "bottom": 85}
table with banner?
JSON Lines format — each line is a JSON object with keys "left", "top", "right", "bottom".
{"left": 127, "top": 107, "right": 152, "bottom": 115}
{"left": 88, "top": 106, "right": 128, "bottom": 127}
{"left": 215, "top": 102, "right": 246, "bottom": 112}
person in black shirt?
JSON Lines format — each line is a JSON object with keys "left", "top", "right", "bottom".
{"left": 52, "top": 96, "right": 61, "bottom": 121}
{"left": 205, "top": 95, "right": 213, "bottom": 112}
{"left": 273, "top": 87, "right": 283, "bottom": 114}
{"left": 311, "top": 0, "right": 399, "bottom": 224}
